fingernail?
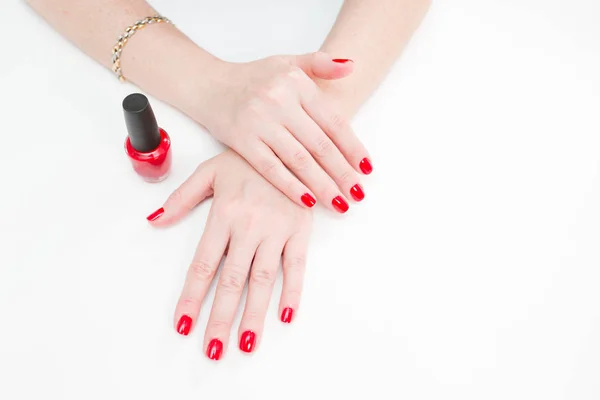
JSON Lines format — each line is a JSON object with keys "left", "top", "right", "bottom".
{"left": 301, "top": 193, "right": 316, "bottom": 208}
{"left": 281, "top": 307, "right": 294, "bottom": 323}
{"left": 350, "top": 184, "right": 365, "bottom": 202}
{"left": 332, "top": 58, "right": 353, "bottom": 64}
{"left": 332, "top": 196, "right": 349, "bottom": 213}
{"left": 146, "top": 207, "right": 164, "bottom": 221}
{"left": 176, "top": 315, "right": 192, "bottom": 336}
{"left": 359, "top": 158, "right": 373, "bottom": 175}
{"left": 206, "top": 338, "right": 223, "bottom": 361}
{"left": 239, "top": 330, "right": 256, "bottom": 353}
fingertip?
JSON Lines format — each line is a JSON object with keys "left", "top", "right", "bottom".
{"left": 331, "top": 195, "right": 350, "bottom": 214}
{"left": 300, "top": 193, "right": 317, "bottom": 208}
{"left": 280, "top": 307, "right": 294, "bottom": 324}
{"left": 146, "top": 207, "right": 182, "bottom": 228}
{"left": 332, "top": 58, "right": 353, "bottom": 64}
{"left": 331, "top": 58, "right": 354, "bottom": 78}
{"left": 359, "top": 157, "right": 373, "bottom": 175}
{"left": 146, "top": 207, "right": 165, "bottom": 222}
{"left": 175, "top": 314, "right": 193, "bottom": 336}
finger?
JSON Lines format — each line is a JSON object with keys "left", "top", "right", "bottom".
{"left": 238, "top": 238, "right": 286, "bottom": 354}
{"left": 279, "top": 230, "right": 310, "bottom": 324}
{"left": 293, "top": 51, "right": 354, "bottom": 80}
{"left": 146, "top": 159, "right": 217, "bottom": 226}
{"left": 242, "top": 139, "right": 317, "bottom": 209}
{"left": 300, "top": 89, "right": 373, "bottom": 176}
{"left": 173, "top": 209, "right": 230, "bottom": 336}
{"left": 203, "top": 233, "right": 258, "bottom": 361}
{"left": 285, "top": 111, "right": 365, "bottom": 203}
{"left": 263, "top": 128, "right": 350, "bottom": 213}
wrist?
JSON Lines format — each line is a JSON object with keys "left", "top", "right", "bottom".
{"left": 120, "top": 22, "right": 230, "bottom": 128}
{"left": 177, "top": 55, "right": 235, "bottom": 130}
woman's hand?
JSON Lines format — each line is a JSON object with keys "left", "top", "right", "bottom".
{"left": 192, "top": 52, "right": 372, "bottom": 214}
{"left": 146, "top": 150, "right": 312, "bottom": 360}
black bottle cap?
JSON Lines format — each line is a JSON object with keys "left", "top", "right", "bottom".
{"left": 123, "top": 93, "right": 161, "bottom": 152}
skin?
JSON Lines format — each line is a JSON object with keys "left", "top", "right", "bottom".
{"left": 151, "top": 151, "right": 311, "bottom": 357}
{"left": 27, "top": 0, "right": 431, "bottom": 210}
{"left": 26, "top": 0, "right": 431, "bottom": 358}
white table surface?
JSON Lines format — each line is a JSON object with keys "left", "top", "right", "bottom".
{"left": 1, "top": 1, "right": 599, "bottom": 399}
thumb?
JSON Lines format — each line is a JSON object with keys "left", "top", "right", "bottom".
{"left": 146, "top": 159, "right": 217, "bottom": 227}
{"left": 293, "top": 51, "right": 354, "bottom": 80}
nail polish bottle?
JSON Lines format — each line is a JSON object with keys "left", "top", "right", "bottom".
{"left": 123, "top": 93, "right": 172, "bottom": 183}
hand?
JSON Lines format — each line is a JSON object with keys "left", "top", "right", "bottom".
{"left": 147, "top": 150, "right": 312, "bottom": 360}
{"left": 193, "top": 52, "right": 372, "bottom": 213}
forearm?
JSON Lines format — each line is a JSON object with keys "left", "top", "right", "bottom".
{"left": 318, "top": 0, "right": 431, "bottom": 118}
{"left": 26, "top": 0, "right": 224, "bottom": 124}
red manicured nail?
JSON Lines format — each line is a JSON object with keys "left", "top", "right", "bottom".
{"left": 301, "top": 193, "right": 316, "bottom": 208}
{"left": 281, "top": 307, "right": 294, "bottom": 323}
{"left": 239, "top": 330, "right": 256, "bottom": 353}
{"left": 359, "top": 158, "right": 373, "bottom": 175}
{"left": 146, "top": 207, "right": 164, "bottom": 221}
{"left": 332, "top": 58, "right": 353, "bottom": 64}
{"left": 206, "top": 338, "right": 223, "bottom": 361}
{"left": 176, "top": 315, "right": 192, "bottom": 336}
{"left": 350, "top": 184, "right": 365, "bottom": 202}
{"left": 332, "top": 196, "right": 349, "bottom": 213}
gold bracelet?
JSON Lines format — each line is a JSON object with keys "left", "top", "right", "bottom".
{"left": 112, "top": 15, "right": 173, "bottom": 82}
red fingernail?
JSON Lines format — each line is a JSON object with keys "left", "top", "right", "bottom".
{"left": 176, "top": 315, "right": 192, "bottom": 336}
{"left": 146, "top": 207, "right": 164, "bottom": 221}
{"left": 206, "top": 338, "right": 223, "bottom": 361}
{"left": 239, "top": 330, "right": 256, "bottom": 353}
{"left": 359, "top": 158, "right": 373, "bottom": 175}
{"left": 332, "top": 196, "right": 349, "bottom": 213}
{"left": 281, "top": 307, "right": 294, "bottom": 323}
{"left": 350, "top": 184, "right": 365, "bottom": 202}
{"left": 301, "top": 193, "right": 316, "bottom": 208}
{"left": 332, "top": 58, "right": 353, "bottom": 64}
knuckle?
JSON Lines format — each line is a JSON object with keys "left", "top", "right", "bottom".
{"left": 180, "top": 297, "right": 202, "bottom": 309}
{"left": 258, "top": 157, "right": 279, "bottom": 177}
{"left": 167, "top": 188, "right": 193, "bottom": 211}
{"left": 234, "top": 214, "right": 255, "bottom": 233}
{"left": 314, "top": 138, "right": 334, "bottom": 159}
{"left": 207, "top": 319, "right": 229, "bottom": 332}
{"left": 218, "top": 269, "right": 247, "bottom": 293}
{"left": 330, "top": 113, "right": 348, "bottom": 132}
{"left": 261, "top": 84, "right": 287, "bottom": 103}
{"left": 284, "top": 255, "right": 306, "bottom": 272}
{"left": 337, "top": 170, "right": 355, "bottom": 186}
{"left": 286, "top": 66, "right": 305, "bottom": 81}
{"left": 284, "top": 288, "right": 303, "bottom": 300}
{"left": 290, "top": 150, "right": 311, "bottom": 171}
{"left": 168, "top": 188, "right": 183, "bottom": 203}
{"left": 250, "top": 268, "right": 277, "bottom": 287}
{"left": 243, "top": 311, "right": 263, "bottom": 323}
{"left": 214, "top": 200, "right": 244, "bottom": 224}
{"left": 243, "top": 97, "right": 265, "bottom": 115}
{"left": 188, "top": 260, "right": 215, "bottom": 281}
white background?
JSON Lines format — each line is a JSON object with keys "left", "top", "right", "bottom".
{"left": 1, "top": 0, "right": 599, "bottom": 399}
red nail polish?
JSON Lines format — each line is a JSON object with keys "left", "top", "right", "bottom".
{"left": 350, "top": 184, "right": 365, "bottom": 202}
{"left": 332, "top": 196, "right": 349, "bottom": 213}
{"left": 332, "top": 58, "right": 353, "bottom": 64}
{"left": 123, "top": 93, "right": 172, "bottom": 183}
{"left": 239, "top": 330, "right": 256, "bottom": 353}
{"left": 146, "top": 207, "right": 164, "bottom": 222}
{"left": 359, "top": 158, "right": 373, "bottom": 175}
{"left": 176, "top": 315, "right": 192, "bottom": 336}
{"left": 301, "top": 193, "right": 316, "bottom": 208}
{"left": 281, "top": 307, "right": 294, "bottom": 323}
{"left": 206, "top": 338, "right": 223, "bottom": 361}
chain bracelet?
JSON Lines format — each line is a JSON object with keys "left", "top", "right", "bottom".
{"left": 112, "top": 15, "right": 173, "bottom": 82}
